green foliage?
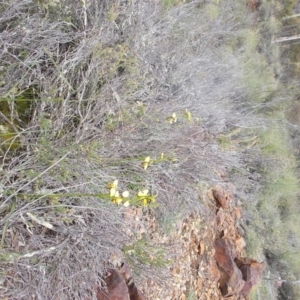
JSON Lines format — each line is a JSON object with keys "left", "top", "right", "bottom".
{"left": 35, "top": 0, "right": 60, "bottom": 10}
{"left": 216, "top": 128, "right": 257, "bottom": 151}
{"left": 267, "top": 166, "right": 299, "bottom": 200}
{"left": 241, "top": 29, "right": 260, "bottom": 54}
{"left": 258, "top": 127, "right": 291, "bottom": 157}
{"left": 250, "top": 277, "right": 278, "bottom": 300}
{"left": 244, "top": 222, "right": 265, "bottom": 259}
{"left": 162, "top": 0, "right": 181, "bottom": 8}
{"left": 240, "top": 53, "right": 278, "bottom": 103}
{"left": 245, "top": 124, "right": 300, "bottom": 299}
{"left": 92, "top": 43, "right": 138, "bottom": 85}
{"left": 278, "top": 0, "right": 296, "bottom": 17}
{"left": 0, "top": 124, "right": 19, "bottom": 152}
{"left": 0, "top": 88, "right": 36, "bottom": 152}
{"left": 123, "top": 236, "right": 171, "bottom": 268}
{"left": 286, "top": 42, "right": 300, "bottom": 65}
{"left": 204, "top": 3, "right": 219, "bottom": 20}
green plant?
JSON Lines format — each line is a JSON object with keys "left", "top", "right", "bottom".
{"left": 162, "top": 0, "right": 181, "bottom": 9}
{"left": 216, "top": 128, "right": 257, "bottom": 150}
{"left": 258, "top": 127, "right": 290, "bottom": 157}
{"left": 123, "top": 236, "right": 171, "bottom": 268}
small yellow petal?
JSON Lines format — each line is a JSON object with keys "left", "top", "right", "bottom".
{"left": 184, "top": 109, "right": 192, "bottom": 121}
{"left": 115, "top": 191, "right": 120, "bottom": 197}
{"left": 138, "top": 189, "right": 149, "bottom": 197}
{"left": 142, "top": 162, "right": 148, "bottom": 170}
{"left": 160, "top": 152, "right": 164, "bottom": 159}
{"left": 110, "top": 188, "right": 116, "bottom": 197}
{"left": 122, "top": 191, "right": 129, "bottom": 198}
{"left": 173, "top": 113, "right": 177, "bottom": 123}
{"left": 142, "top": 198, "right": 147, "bottom": 206}
{"left": 116, "top": 198, "right": 122, "bottom": 204}
{"left": 108, "top": 179, "right": 118, "bottom": 189}
{"left": 167, "top": 117, "right": 173, "bottom": 124}
{"left": 144, "top": 156, "right": 151, "bottom": 163}
{"left": 123, "top": 201, "right": 130, "bottom": 207}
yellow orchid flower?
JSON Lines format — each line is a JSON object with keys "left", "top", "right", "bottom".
{"left": 137, "top": 189, "right": 151, "bottom": 206}
{"left": 184, "top": 109, "right": 192, "bottom": 121}
{"left": 110, "top": 187, "right": 117, "bottom": 197}
{"left": 142, "top": 156, "right": 151, "bottom": 170}
{"left": 138, "top": 189, "right": 149, "bottom": 197}
{"left": 122, "top": 191, "right": 130, "bottom": 198}
{"left": 167, "top": 113, "right": 177, "bottom": 124}
{"left": 108, "top": 179, "right": 118, "bottom": 189}
{"left": 111, "top": 190, "right": 122, "bottom": 204}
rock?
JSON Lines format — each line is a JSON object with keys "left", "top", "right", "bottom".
{"left": 119, "top": 263, "right": 145, "bottom": 300}
{"left": 208, "top": 258, "right": 220, "bottom": 283}
{"left": 216, "top": 208, "right": 225, "bottom": 226}
{"left": 235, "top": 258, "right": 266, "bottom": 298}
{"left": 214, "top": 239, "right": 245, "bottom": 297}
{"left": 213, "top": 187, "right": 230, "bottom": 210}
{"left": 97, "top": 264, "right": 145, "bottom": 300}
{"left": 97, "top": 269, "right": 130, "bottom": 300}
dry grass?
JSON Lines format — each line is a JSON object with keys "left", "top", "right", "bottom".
{"left": 0, "top": 0, "right": 298, "bottom": 299}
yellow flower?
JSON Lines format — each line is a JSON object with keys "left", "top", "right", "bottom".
{"left": 167, "top": 113, "right": 177, "bottom": 124}
{"left": 108, "top": 180, "right": 120, "bottom": 198}
{"left": 110, "top": 187, "right": 117, "bottom": 197}
{"left": 123, "top": 201, "right": 130, "bottom": 207}
{"left": 184, "top": 109, "right": 192, "bottom": 121}
{"left": 108, "top": 179, "right": 118, "bottom": 189}
{"left": 142, "top": 156, "right": 151, "bottom": 170}
{"left": 138, "top": 189, "right": 149, "bottom": 197}
{"left": 111, "top": 190, "right": 122, "bottom": 204}
{"left": 138, "top": 190, "right": 154, "bottom": 206}
{"left": 122, "top": 191, "right": 129, "bottom": 198}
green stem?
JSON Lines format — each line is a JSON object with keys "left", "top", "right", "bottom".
{"left": 3, "top": 192, "right": 110, "bottom": 199}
